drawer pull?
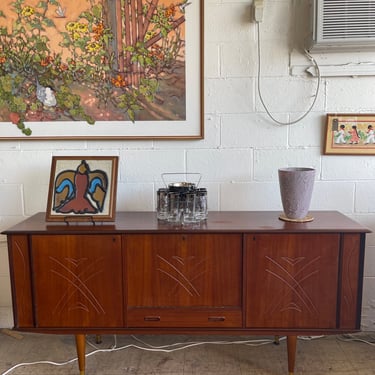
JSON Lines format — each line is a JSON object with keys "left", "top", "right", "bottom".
{"left": 144, "top": 316, "right": 161, "bottom": 322}
{"left": 208, "top": 316, "right": 226, "bottom": 322}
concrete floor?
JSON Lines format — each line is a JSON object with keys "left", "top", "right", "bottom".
{"left": 0, "top": 331, "right": 374, "bottom": 375}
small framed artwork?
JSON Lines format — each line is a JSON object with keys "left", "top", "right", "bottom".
{"left": 46, "top": 156, "right": 119, "bottom": 222}
{"left": 324, "top": 114, "right": 375, "bottom": 155}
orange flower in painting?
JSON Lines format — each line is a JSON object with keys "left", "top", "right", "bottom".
{"left": 0, "top": 56, "right": 6, "bottom": 64}
{"left": 165, "top": 4, "right": 176, "bottom": 18}
{"left": 40, "top": 56, "right": 54, "bottom": 67}
{"left": 92, "top": 23, "right": 104, "bottom": 40}
{"left": 59, "top": 63, "right": 69, "bottom": 71}
{"left": 93, "top": 23, "right": 104, "bottom": 34}
{"left": 111, "top": 74, "right": 127, "bottom": 88}
{"left": 9, "top": 112, "right": 20, "bottom": 125}
{"left": 150, "top": 45, "right": 164, "bottom": 60}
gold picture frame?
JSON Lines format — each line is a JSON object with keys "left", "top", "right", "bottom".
{"left": 324, "top": 113, "right": 375, "bottom": 155}
{"left": 46, "top": 156, "right": 118, "bottom": 222}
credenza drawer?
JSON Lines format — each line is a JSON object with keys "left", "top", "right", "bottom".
{"left": 127, "top": 308, "right": 242, "bottom": 328}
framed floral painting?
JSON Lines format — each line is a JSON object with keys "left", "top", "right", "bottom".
{"left": 0, "top": 0, "right": 203, "bottom": 139}
{"left": 46, "top": 156, "right": 118, "bottom": 222}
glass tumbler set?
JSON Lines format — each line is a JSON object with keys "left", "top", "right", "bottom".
{"left": 157, "top": 187, "right": 208, "bottom": 224}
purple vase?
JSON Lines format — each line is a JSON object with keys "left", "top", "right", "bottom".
{"left": 278, "top": 167, "right": 315, "bottom": 220}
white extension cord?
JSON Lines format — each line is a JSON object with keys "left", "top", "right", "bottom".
{"left": 1, "top": 333, "right": 374, "bottom": 375}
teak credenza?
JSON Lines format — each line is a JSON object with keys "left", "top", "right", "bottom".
{"left": 3, "top": 211, "right": 370, "bottom": 374}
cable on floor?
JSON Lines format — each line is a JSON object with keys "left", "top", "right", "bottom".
{"left": 130, "top": 334, "right": 282, "bottom": 349}
{"left": 0, "top": 358, "right": 79, "bottom": 375}
{"left": 338, "top": 333, "right": 375, "bottom": 346}
{"left": 0, "top": 335, "right": 282, "bottom": 374}
{"left": 0, "top": 334, "right": 327, "bottom": 375}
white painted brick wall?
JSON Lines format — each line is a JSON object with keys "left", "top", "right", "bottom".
{"left": 326, "top": 77, "right": 375, "bottom": 111}
{"left": 1, "top": 0, "right": 375, "bottom": 331}
{"left": 221, "top": 113, "right": 289, "bottom": 148}
{"left": 187, "top": 149, "right": 253, "bottom": 182}
{"left": 254, "top": 148, "right": 321, "bottom": 181}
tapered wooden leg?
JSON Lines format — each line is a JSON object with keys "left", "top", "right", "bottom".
{"left": 75, "top": 334, "right": 86, "bottom": 375}
{"left": 287, "top": 335, "right": 297, "bottom": 375}
{"left": 95, "top": 334, "right": 102, "bottom": 344}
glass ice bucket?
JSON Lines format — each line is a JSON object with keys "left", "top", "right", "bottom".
{"left": 156, "top": 173, "right": 207, "bottom": 224}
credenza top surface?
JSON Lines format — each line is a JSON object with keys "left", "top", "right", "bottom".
{"left": 2, "top": 211, "right": 371, "bottom": 235}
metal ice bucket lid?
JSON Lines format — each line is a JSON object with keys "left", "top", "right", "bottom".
{"left": 161, "top": 173, "right": 201, "bottom": 192}
{"left": 168, "top": 182, "right": 196, "bottom": 193}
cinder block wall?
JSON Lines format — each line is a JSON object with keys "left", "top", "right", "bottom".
{"left": 0, "top": 0, "right": 375, "bottom": 330}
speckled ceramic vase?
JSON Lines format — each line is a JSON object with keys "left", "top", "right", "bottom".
{"left": 278, "top": 167, "right": 315, "bottom": 222}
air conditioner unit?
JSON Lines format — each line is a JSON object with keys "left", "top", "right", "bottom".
{"left": 308, "top": 0, "right": 375, "bottom": 52}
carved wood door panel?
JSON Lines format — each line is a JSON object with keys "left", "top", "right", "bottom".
{"left": 124, "top": 233, "right": 243, "bottom": 327}
{"left": 31, "top": 234, "right": 123, "bottom": 328}
{"left": 245, "top": 233, "right": 340, "bottom": 329}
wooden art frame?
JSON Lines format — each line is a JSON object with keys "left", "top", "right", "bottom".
{"left": 46, "top": 156, "right": 118, "bottom": 222}
{"left": 0, "top": 1, "right": 203, "bottom": 140}
{"left": 324, "top": 114, "right": 375, "bottom": 155}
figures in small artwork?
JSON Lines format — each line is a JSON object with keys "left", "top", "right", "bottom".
{"left": 334, "top": 124, "right": 347, "bottom": 144}
{"left": 364, "top": 125, "right": 375, "bottom": 144}
{"left": 349, "top": 125, "right": 360, "bottom": 144}
{"left": 333, "top": 122, "right": 375, "bottom": 146}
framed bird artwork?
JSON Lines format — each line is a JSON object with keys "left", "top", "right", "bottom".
{"left": 46, "top": 156, "right": 119, "bottom": 222}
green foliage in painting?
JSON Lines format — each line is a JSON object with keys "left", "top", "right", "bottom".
{"left": 0, "top": 0, "right": 187, "bottom": 135}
